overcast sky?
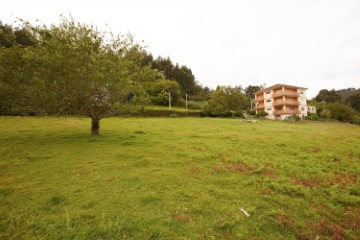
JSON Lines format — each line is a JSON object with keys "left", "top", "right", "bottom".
{"left": 2, "top": 0, "right": 360, "bottom": 98}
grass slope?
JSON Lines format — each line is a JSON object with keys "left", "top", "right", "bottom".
{"left": 0, "top": 117, "right": 359, "bottom": 239}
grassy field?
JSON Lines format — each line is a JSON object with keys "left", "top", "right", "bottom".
{"left": 0, "top": 117, "right": 359, "bottom": 239}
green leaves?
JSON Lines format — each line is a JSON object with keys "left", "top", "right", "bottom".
{"left": 0, "top": 16, "right": 159, "bottom": 133}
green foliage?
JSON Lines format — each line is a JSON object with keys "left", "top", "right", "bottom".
{"left": 284, "top": 115, "right": 301, "bottom": 121}
{"left": 255, "top": 110, "right": 268, "bottom": 118}
{"left": 244, "top": 85, "right": 261, "bottom": 98}
{"left": 305, "top": 113, "right": 320, "bottom": 121}
{"left": 202, "top": 86, "right": 247, "bottom": 117}
{"left": 315, "top": 89, "right": 341, "bottom": 103}
{"left": 346, "top": 93, "right": 360, "bottom": 111}
{"left": 149, "top": 79, "right": 181, "bottom": 105}
{"left": 152, "top": 57, "right": 197, "bottom": 95}
{"left": 247, "top": 110, "right": 256, "bottom": 116}
{"left": 0, "top": 17, "right": 156, "bottom": 134}
{"left": 1, "top": 117, "right": 359, "bottom": 239}
{"left": 326, "top": 103, "right": 358, "bottom": 122}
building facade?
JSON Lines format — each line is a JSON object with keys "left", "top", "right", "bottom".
{"left": 254, "top": 84, "right": 308, "bottom": 120}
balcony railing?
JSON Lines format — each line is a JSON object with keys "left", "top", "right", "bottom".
{"left": 273, "top": 110, "right": 299, "bottom": 115}
{"left": 273, "top": 100, "right": 299, "bottom": 106}
{"left": 272, "top": 91, "right": 300, "bottom": 98}
{"left": 256, "top": 104, "right": 264, "bottom": 109}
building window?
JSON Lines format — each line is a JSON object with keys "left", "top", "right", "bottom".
{"left": 267, "top": 108, "right": 272, "bottom": 111}
{"left": 266, "top": 100, "right": 271, "bottom": 102}
{"left": 265, "top": 91, "right": 271, "bottom": 94}
{"left": 301, "top": 107, "right": 305, "bottom": 111}
{"left": 300, "top": 91, "right": 303, "bottom": 94}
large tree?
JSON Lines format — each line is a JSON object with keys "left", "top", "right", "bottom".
{"left": 244, "top": 85, "right": 261, "bottom": 98}
{"left": 346, "top": 93, "right": 360, "bottom": 111}
{"left": 0, "top": 17, "right": 152, "bottom": 135}
{"left": 203, "top": 86, "right": 248, "bottom": 116}
{"left": 315, "top": 89, "right": 341, "bottom": 103}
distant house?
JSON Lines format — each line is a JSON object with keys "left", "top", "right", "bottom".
{"left": 254, "top": 84, "right": 308, "bottom": 120}
{"left": 307, "top": 106, "right": 317, "bottom": 114}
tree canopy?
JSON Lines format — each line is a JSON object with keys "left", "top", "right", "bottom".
{"left": 0, "top": 17, "right": 155, "bottom": 135}
{"left": 315, "top": 89, "right": 341, "bottom": 103}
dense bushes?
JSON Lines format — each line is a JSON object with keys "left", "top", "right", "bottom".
{"left": 305, "top": 113, "right": 320, "bottom": 121}
{"left": 326, "top": 103, "right": 358, "bottom": 123}
{"left": 255, "top": 111, "right": 268, "bottom": 118}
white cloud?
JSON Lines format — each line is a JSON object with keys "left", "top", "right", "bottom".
{"left": 2, "top": 0, "right": 360, "bottom": 98}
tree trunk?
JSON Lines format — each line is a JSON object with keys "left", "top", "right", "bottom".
{"left": 91, "top": 118, "right": 100, "bottom": 135}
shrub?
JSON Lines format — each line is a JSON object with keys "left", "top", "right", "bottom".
{"left": 305, "top": 113, "right": 320, "bottom": 121}
{"left": 255, "top": 111, "right": 268, "bottom": 118}
{"left": 247, "top": 110, "right": 256, "bottom": 116}
{"left": 326, "top": 103, "right": 357, "bottom": 122}
{"left": 285, "top": 115, "right": 301, "bottom": 122}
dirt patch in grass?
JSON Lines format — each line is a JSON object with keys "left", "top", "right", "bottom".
{"left": 340, "top": 207, "right": 360, "bottom": 232}
{"left": 104, "top": 176, "right": 115, "bottom": 182}
{"left": 260, "top": 188, "right": 273, "bottom": 195}
{"left": 303, "top": 147, "right": 322, "bottom": 153}
{"left": 292, "top": 178, "right": 322, "bottom": 189}
{"left": 316, "top": 218, "right": 346, "bottom": 240}
{"left": 172, "top": 214, "right": 192, "bottom": 222}
{"left": 260, "top": 170, "right": 278, "bottom": 179}
{"left": 189, "top": 165, "right": 201, "bottom": 176}
{"left": 328, "top": 173, "right": 358, "bottom": 187}
{"left": 212, "top": 165, "right": 224, "bottom": 174}
{"left": 225, "top": 163, "right": 252, "bottom": 172}
{"left": 273, "top": 214, "right": 307, "bottom": 239}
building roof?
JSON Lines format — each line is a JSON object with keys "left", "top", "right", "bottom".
{"left": 254, "top": 84, "right": 307, "bottom": 95}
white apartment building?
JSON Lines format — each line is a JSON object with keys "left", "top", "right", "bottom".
{"left": 254, "top": 84, "right": 308, "bottom": 120}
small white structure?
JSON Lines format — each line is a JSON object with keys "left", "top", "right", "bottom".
{"left": 307, "top": 106, "right": 317, "bottom": 114}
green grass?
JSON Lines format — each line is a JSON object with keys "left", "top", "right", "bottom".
{"left": 0, "top": 116, "right": 359, "bottom": 239}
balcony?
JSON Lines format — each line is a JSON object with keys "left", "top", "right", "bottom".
{"left": 256, "top": 104, "right": 264, "bottom": 110}
{"left": 273, "top": 100, "right": 299, "bottom": 106}
{"left": 272, "top": 91, "right": 300, "bottom": 98}
{"left": 273, "top": 110, "right": 299, "bottom": 115}
{"left": 256, "top": 96, "right": 264, "bottom": 101}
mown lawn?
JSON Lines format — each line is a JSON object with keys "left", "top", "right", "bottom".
{"left": 0, "top": 117, "right": 359, "bottom": 239}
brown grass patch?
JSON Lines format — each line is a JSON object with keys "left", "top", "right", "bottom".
{"left": 326, "top": 173, "right": 358, "bottom": 187}
{"left": 172, "top": 214, "right": 192, "bottom": 222}
{"left": 260, "top": 189, "right": 273, "bottom": 195}
{"left": 261, "top": 170, "right": 278, "bottom": 179}
{"left": 292, "top": 178, "right": 321, "bottom": 188}
{"left": 341, "top": 207, "right": 360, "bottom": 231}
{"left": 316, "top": 218, "right": 345, "bottom": 240}
{"left": 189, "top": 165, "right": 201, "bottom": 175}
{"left": 274, "top": 214, "right": 307, "bottom": 239}
{"left": 104, "top": 176, "right": 115, "bottom": 182}
{"left": 265, "top": 162, "right": 274, "bottom": 168}
{"left": 225, "top": 163, "right": 252, "bottom": 172}
{"left": 212, "top": 165, "right": 224, "bottom": 174}
{"left": 304, "top": 147, "right": 322, "bottom": 153}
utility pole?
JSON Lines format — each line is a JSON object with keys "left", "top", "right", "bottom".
{"left": 169, "top": 89, "right": 173, "bottom": 110}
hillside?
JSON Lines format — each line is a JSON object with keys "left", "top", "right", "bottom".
{"left": 1, "top": 117, "right": 359, "bottom": 239}
{"left": 336, "top": 88, "right": 360, "bottom": 102}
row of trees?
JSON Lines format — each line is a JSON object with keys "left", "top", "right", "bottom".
{"left": 314, "top": 88, "right": 360, "bottom": 111}
{"left": 0, "top": 17, "right": 263, "bottom": 123}
{"left": 1, "top": 17, "right": 231, "bottom": 134}
{"left": 310, "top": 88, "right": 360, "bottom": 124}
